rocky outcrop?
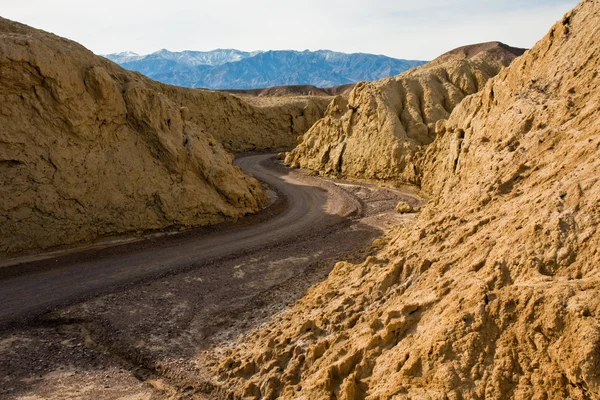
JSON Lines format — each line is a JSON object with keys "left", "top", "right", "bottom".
{"left": 0, "top": 17, "right": 270, "bottom": 256}
{"left": 215, "top": 2, "right": 600, "bottom": 399}
{"left": 285, "top": 42, "right": 524, "bottom": 184}
{"left": 159, "top": 87, "right": 331, "bottom": 153}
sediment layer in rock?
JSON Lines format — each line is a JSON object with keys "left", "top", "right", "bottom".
{"left": 285, "top": 42, "right": 524, "bottom": 184}
{"left": 216, "top": 2, "right": 600, "bottom": 399}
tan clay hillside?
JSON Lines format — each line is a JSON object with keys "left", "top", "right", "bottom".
{"left": 215, "top": 1, "right": 600, "bottom": 399}
{"left": 285, "top": 41, "right": 524, "bottom": 183}
{"left": 158, "top": 86, "right": 331, "bottom": 153}
{"left": 0, "top": 17, "right": 270, "bottom": 255}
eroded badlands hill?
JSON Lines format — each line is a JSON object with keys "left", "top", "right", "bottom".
{"left": 216, "top": 1, "right": 600, "bottom": 399}
{"left": 285, "top": 42, "right": 524, "bottom": 183}
{"left": 158, "top": 86, "right": 331, "bottom": 153}
{"left": 0, "top": 18, "right": 271, "bottom": 255}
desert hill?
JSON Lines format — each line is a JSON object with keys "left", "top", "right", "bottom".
{"left": 285, "top": 41, "right": 525, "bottom": 184}
{"left": 0, "top": 17, "right": 325, "bottom": 255}
{"left": 430, "top": 41, "right": 525, "bottom": 65}
{"left": 155, "top": 85, "right": 331, "bottom": 153}
{"left": 215, "top": 1, "right": 600, "bottom": 399}
{"left": 223, "top": 83, "right": 355, "bottom": 97}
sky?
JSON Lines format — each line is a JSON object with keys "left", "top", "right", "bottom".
{"left": 1, "top": 0, "right": 580, "bottom": 60}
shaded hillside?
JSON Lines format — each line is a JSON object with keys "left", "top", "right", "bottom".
{"left": 215, "top": 1, "right": 600, "bottom": 399}
{"left": 154, "top": 85, "right": 331, "bottom": 153}
{"left": 105, "top": 49, "right": 427, "bottom": 89}
{"left": 1, "top": 18, "right": 307, "bottom": 255}
{"left": 285, "top": 41, "right": 524, "bottom": 184}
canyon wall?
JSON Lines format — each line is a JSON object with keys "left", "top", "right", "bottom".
{"left": 0, "top": 18, "right": 271, "bottom": 255}
{"left": 285, "top": 42, "right": 524, "bottom": 184}
{"left": 217, "top": 2, "right": 600, "bottom": 399}
{"left": 159, "top": 86, "right": 331, "bottom": 153}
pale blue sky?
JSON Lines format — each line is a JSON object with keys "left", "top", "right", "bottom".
{"left": 1, "top": 0, "right": 580, "bottom": 60}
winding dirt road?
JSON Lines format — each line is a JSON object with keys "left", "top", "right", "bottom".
{"left": 0, "top": 154, "right": 360, "bottom": 323}
{"left": 0, "top": 153, "right": 421, "bottom": 399}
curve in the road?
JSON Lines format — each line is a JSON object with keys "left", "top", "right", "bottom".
{"left": 0, "top": 154, "right": 360, "bottom": 323}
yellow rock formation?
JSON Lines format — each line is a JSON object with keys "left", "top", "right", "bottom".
{"left": 217, "top": 2, "right": 600, "bottom": 399}
{"left": 0, "top": 18, "right": 268, "bottom": 255}
{"left": 285, "top": 42, "right": 523, "bottom": 184}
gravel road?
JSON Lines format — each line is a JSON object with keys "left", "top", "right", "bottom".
{"left": 0, "top": 153, "right": 421, "bottom": 399}
{"left": 0, "top": 154, "right": 361, "bottom": 323}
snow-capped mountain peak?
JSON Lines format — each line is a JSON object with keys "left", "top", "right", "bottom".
{"left": 103, "top": 48, "right": 427, "bottom": 90}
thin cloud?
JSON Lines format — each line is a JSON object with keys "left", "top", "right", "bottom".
{"left": 0, "top": 0, "right": 579, "bottom": 59}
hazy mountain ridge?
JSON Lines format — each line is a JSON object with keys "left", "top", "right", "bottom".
{"left": 106, "top": 48, "right": 259, "bottom": 66}
{"left": 104, "top": 49, "right": 427, "bottom": 89}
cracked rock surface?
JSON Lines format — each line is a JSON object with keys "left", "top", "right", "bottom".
{"left": 216, "top": 2, "right": 600, "bottom": 399}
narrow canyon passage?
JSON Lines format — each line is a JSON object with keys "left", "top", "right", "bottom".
{"left": 0, "top": 154, "right": 420, "bottom": 399}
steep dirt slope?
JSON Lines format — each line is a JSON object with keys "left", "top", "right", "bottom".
{"left": 0, "top": 18, "right": 268, "bottom": 256}
{"left": 215, "top": 2, "right": 600, "bottom": 399}
{"left": 158, "top": 86, "right": 331, "bottom": 153}
{"left": 285, "top": 42, "right": 524, "bottom": 183}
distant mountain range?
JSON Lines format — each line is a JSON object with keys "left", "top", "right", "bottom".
{"left": 104, "top": 49, "right": 427, "bottom": 90}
